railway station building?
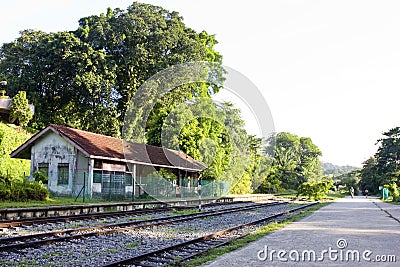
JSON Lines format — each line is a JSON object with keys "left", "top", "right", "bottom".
{"left": 10, "top": 124, "right": 207, "bottom": 199}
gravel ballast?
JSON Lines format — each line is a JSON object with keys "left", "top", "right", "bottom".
{"left": 0, "top": 202, "right": 295, "bottom": 266}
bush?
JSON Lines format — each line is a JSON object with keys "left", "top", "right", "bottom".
{"left": 0, "top": 122, "right": 31, "bottom": 180}
{"left": 33, "top": 170, "right": 49, "bottom": 184}
{"left": 297, "top": 179, "right": 334, "bottom": 200}
{"left": 387, "top": 182, "right": 399, "bottom": 202}
{"left": 0, "top": 178, "right": 49, "bottom": 201}
{"left": 9, "top": 91, "right": 33, "bottom": 126}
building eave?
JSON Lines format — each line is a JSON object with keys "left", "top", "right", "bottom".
{"left": 88, "top": 155, "right": 205, "bottom": 172}
{"left": 10, "top": 125, "right": 91, "bottom": 159}
{"left": 11, "top": 124, "right": 207, "bottom": 173}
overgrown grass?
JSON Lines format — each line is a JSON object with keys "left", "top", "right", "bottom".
{"left": 185, "top": 202, "right": 332, "bottom": 267}
{"left": 272, "top": 191, "right": 345, "bottom": 202}
{"left": 0, "top": 192, "right": 344, "bottom": 210}
{"left": 125, "top": 241, "right": 141, "bottom": 249}
{"left": 0, "top": 195, "right": 151, "bottom": 209}
{"left": 172, "top": 209, "right": 201, "bottom": 215}
{"left": 0, "top": 196, "right": 105, "bottom": 209}
{"left": 128, "top": 215, "right": 154, "bottom": 221}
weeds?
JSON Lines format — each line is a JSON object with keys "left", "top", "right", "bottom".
{"left": 125, "top": 241, "right": 141, "bottom": 249}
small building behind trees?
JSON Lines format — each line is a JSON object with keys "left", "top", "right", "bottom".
{"left": 11, "top": 124, "right": 206, "bottom": 199}
{"left": 0, "top": 90, "right": 34, "bottom": 125}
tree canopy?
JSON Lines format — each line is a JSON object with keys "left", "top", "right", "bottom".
{"left": 0, "top": 2, "right": 222, "bottom": 137}
{"left": 262, "top": 132, "right": 323, "bottom": 190}
{"left": 0, "top": 2, "right": 327, "bottom": 196}
{"left": 359, "top": 127, "right": 400, "bottom": 194}
{"left": 9, "top": 91, "right": 33, "bottom": 126}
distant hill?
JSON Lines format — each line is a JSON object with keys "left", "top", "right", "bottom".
{"left": 322, "top": 162, "right": 360, "bottom": 176}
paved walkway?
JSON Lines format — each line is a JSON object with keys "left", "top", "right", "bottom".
{"left": 201, "top": 196, "right": 400, "bottom": 266}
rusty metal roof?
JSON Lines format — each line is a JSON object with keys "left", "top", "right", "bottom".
{"left": 11, "top": 124, "right": 206, "bottom": 172}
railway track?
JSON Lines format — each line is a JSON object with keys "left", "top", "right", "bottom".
{"left": 0, "top": 200, "right": 244, "bottom": 228}
{"left": 0, "top": 201, "right": 283, "bottom": 251}
{"left": 102, "top": 202, "right": 319, "bottom": 267}
{"left": 0, "top": 207, "right": 169, "bottom": 228}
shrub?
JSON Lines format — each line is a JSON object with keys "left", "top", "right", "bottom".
{"left": 297, "top": 179, "right": 334, "bottom": 200}
{"left": 0, "top": 186, "right": 11, "bottom": 200}
{"left": 0, "top": 122, "right": 31, "bottom": 180}
{"left": 0, "top": 178, "right": 49, "bottom": 201}
{"left": 33, "top": 170, "right": 49, "bottom": 184}
{"left": 9, "top": 91, "right": 33, "bottom": 126}
{"left": 387, "top": 182, "right": 399, "bottom": 202}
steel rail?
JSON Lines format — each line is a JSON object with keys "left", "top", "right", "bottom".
{"left": 102, "top": 202, "right": 319, "bottom": 267}
{"left": 0, "top": 200, "right": 242, "bottom": 228}
{"left": 0, "top": 201, "right": 283, "bottom": 251}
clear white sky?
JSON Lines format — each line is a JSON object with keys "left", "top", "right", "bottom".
{"left": 1, "top": 0, "right": 400, "bottom": 167}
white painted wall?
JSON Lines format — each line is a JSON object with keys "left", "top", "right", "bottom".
{"left": 30, "top": 132, "right": 79, "bottom": 195}
{"left": 74, "top": 148, "right": 89, "bottom": 196}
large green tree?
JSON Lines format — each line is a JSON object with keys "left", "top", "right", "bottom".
{"left": 299, "top": 137, "right": 323, "bottom": 182}
{"left": 374, "top": 127, "right": 400, "bottom": 184}
{"left": 359, "top": 127, "right": 400, "bottom": 194}
{"left": 0, "top": 30, "right": 119, "bottom": 136}
{"left": 76, "top": 3, "right": 223, "bottom": 119}
{"left": 359, "top": 157, "right": 379, "bottom": 194}
{"left": 263, "top": 132, "right": 323, "bottom": 190}
{"left": 0, "top": 2, "right": 223, "bottom": 137}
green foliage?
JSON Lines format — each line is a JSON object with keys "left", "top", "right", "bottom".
{"left": 0, "top": 178, "right": 49, "bottom": 201}
{"left": 264, "top": 132, "right": 323, "bottom": 190}
{"left": 359, "top": 157, "right": 378, "bottom": 194}
{"left": 336, "top": 170, "right": 360, "bottom": 195}
{"left": 0, "top": 2, "right": 223, "bottom": 137}
{"left": 255, "top": 164, "right": 283, "bottom": 193}
{"left": 251, "top": 152, "right": 279, "bottom": 194}
{"left": 155, "top": 99, "right": 249, "bottom": 189}
{"left": 297, "top": 179, "right": 334, "bottom": 200}
{"left": 0, "top": 123, "right": 43, "bottom": 202}
{"left": 230, "top": 172, "right": 252, "bottom": 194}
{"left": 359, "top": 127, "right": 400, "bottom": 195}
{"left": 0, "top": 2, "right": 328, "bottom": 198}
{"left": 172, "top": 209, "right": 200, "bottom": 215}
{"left": 9, "top": 91, "right": 33, "bottom": 126}
{"left": 33, "top": 170, "right": 49, "bottom": 184}
{"left": 125, "top": 241, "right": 141, "bottom": 250}
{"left": 387, "top": 182, "right": 399, "bottom": 202}
{"left": 0, "top": 30, "right": 119, "bottom": 136}
{"left": 0, "top": 122, "right": 31, "bottom": 180}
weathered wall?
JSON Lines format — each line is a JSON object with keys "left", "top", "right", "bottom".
{"left": 73, "top": 149, "right": 89, "bottom": 196}
{"left": 31, "top": 132, "right": 78, "bottom": 195}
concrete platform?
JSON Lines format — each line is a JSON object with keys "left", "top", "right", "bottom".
{"left": 201, "top": 196, "right": 400, "bottom": 266}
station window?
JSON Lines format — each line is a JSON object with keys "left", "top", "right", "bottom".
{"left": 94, "top": 160, "right": 102, "bottom": 169}
{"left": 125, "top": 173, "right": 133, "bottom": 186}
{"left": 93, "top": 170, "right": 102, "bottom": 183}
{"left": 57, "top": 163, "right": 69, "bottom": 185}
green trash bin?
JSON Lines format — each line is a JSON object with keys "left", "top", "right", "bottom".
{"left": 382, "top": 188, "right": 389, "bottom": 200}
